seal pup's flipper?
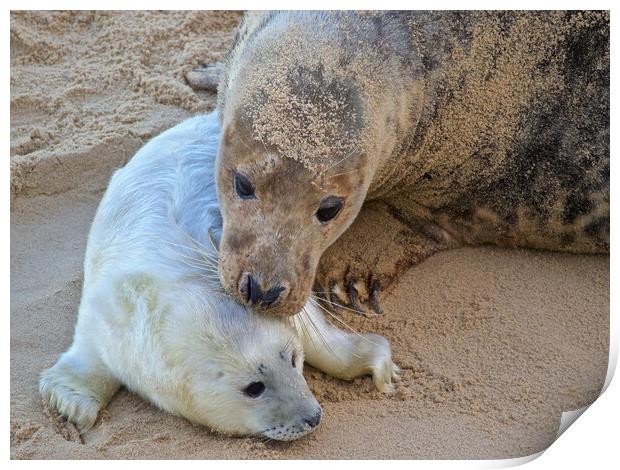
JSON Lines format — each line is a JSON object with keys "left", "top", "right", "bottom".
{"left": 39, "top": 343, "right": 120, "bottom": 434}
{"left": 292, "top": 299, "right": 401, "bottom": 393}
{"left": 316, "top": 200, "right": 456, "bottom": 315}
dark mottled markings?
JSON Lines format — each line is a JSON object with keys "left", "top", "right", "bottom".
{"left": 585, "top": 218, "right": 609, "bottom": 244}
{"left": 562, "top": 193, "right": 593, "bottom": 225}
{"left": 286, "top": 63, "right": 365, "bottom": 139}
{"left": 560, "top": 232, "right": 576, "bottom": 246}
{"left": 450, "top": 12, "right": 609, "bottom": 247}
{"left": 227, "top": 230, "right": 256, "bottom": 252}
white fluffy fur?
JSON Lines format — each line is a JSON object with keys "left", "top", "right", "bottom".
{"left": 39, "top": 111, "right": 400, "bottom": 441}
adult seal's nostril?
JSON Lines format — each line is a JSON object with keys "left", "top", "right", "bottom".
{"left": 239, "top": 273, "right": 262, "bottom": 305}
{"left": 304, "top": 411, "right": 322, "bottom": 428}
{"left": 261, "top": 285, "right": 286, "bottom": 309}
{"left": 248, "top": 275, "right": 261, "bottom": 305}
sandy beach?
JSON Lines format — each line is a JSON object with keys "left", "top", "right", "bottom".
{"left": 10, "top": 11, "right": 609, "bottom": 459}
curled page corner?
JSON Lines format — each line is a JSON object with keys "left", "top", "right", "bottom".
{"left": 556, "top": 405, "right": 590, "bottom": 439}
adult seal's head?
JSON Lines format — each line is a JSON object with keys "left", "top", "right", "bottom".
{"left": 215, "top": 12, "right": 420, "bottom": 315}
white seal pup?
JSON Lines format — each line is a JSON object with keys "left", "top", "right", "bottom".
{"left": 39, "top": 111, "right": 400, "bottom": 441}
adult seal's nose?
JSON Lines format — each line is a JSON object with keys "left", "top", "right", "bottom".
{"left": 238, "top": 274, "right": 287, "bottom": 308}
{"left": 304, "top": 411, "right": 322, "bottom": 428}
{"left": 238, "top": 273, "right": 261, "bottom": 305}
{"left": 260, "top": 285, "right": 287, "bottom": 309}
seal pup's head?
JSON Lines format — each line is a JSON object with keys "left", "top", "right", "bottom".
{"left": 168, "top": 295, "right": 322, "bottom": 441}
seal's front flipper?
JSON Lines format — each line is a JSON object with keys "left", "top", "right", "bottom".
{"left": 315, "top": 200, "right": 455, "bottom": 315}
{"left": 293, "top": 300, "right": 401, "bottom": 393}
{"left": 185, "top": 62, "right": 224, "bottom": 92}
{"left": 39, "top": 345, "right": 120, "bottom": 434}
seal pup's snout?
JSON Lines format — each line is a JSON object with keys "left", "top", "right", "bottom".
{"left": 238, "top": 272, "right": 289, "bottom": 309}
{"left": 303, "top": 410, "right": 322, "bottom": 429}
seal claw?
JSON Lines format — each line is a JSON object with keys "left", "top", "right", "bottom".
{"left": 347, "top": 279, "right": 363, "bottom": 314}
{"left": 329, "top": 280, "right": 345, "bottom": 313}
{"left": 369, "top": 277, "right": 383, "bottom": 315}
{"left": 313, "top": 281, "right": 327, "bottom": 302}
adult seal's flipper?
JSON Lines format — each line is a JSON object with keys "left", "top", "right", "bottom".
{"left": 186, "top": 62, "right": 224, "bottom": 92}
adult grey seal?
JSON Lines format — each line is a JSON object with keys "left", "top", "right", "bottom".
{"left": 188, "top": 11, "right": 609, "bottom": 316}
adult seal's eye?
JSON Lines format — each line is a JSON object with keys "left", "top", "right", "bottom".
{"left": 233, "top": 172, "right": 255, "bottom": 199}
{"left": 316, "top": 196, "right": 344, "bottom": 223}
{"left": 243, "top": 381, "right": 265, "bottom": 398}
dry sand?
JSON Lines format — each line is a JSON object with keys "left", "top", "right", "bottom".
{"left": 10, "top": 11, "right": 609, "bottom": 459}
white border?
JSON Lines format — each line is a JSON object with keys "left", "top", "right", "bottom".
{"left": 5, "top": 2, "right": 617, "bottom": 467}
{"left": 2, "top": 1, "right": 617, "bottom": 11}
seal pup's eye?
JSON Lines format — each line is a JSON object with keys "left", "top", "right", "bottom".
{"left": 291, "top": 352, "right": 297, "bottom": 368}
{"left": 233, "top": 172, "right": 255, "bottom": 199}
{"left": 316, "top": 196, "right": 344, "bottom": 223}
{"left": 243, "top": 381, "right": 265, "bottom": 398}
